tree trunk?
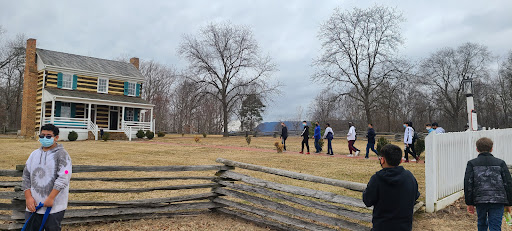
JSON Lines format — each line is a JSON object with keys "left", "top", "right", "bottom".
{"left": 222, "top": 97, "right": 229, "bottom": 137}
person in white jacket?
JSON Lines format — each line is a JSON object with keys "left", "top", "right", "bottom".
{"left": 347, "top": 122, "right": 360, "bottom": 157}
{"left": 403, "top": 121, "right": 418, "bottom": 162}
{"left": 323, "top": 123, "right": 334, "bottom": 155}
{"left": 22, "top": 124, "right": 72, "bottom": 230}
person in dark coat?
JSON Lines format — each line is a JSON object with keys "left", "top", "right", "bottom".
{"left": 464, "top": 137, "right": 512, "bottom": 231}
{"left": 313, "top": 122, "right": 322, "bottom": 153}
{"left": 299, "top": 121, "right": 310, "bottom": 154}
{"left": 365, "top": 123, "right": 378, "bottom": 159}
{"left": 363, "top": 144, "right": 420, "bottom": 231}
{"left": 280, "top": 122, "right": 288, "bottom": 151}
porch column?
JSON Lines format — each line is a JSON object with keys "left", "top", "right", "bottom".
{"left": 50, "top": 99, "right": 55, "bottom": 124}
{"left": 41, "top": 101, "right": 46, "bottom": 126}
{"left": 88, "top": 104, "right": 92, "bottom": 123}
{"left": 121, "top": 106, "right": 125, "bottom": 129}
{"left": 150, "top": 108, "right": 154, "bottom": 132}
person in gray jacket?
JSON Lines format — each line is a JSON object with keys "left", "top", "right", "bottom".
{"left": 22, "top": 124, "right": 72, "bottom": 231}
{"left": 464, "top": 137, "right": 512, "bottom": 231}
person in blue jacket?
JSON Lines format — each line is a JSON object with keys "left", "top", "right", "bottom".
{"left": 314, "top": 122, "right": 322, "bottom": 153}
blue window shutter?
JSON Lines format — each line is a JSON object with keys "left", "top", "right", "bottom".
{"left": 55, "top": 102, "right": 61, "bottom": 117}
{"left": 134, "top": 109, "right": 139, "bottom": 122}
{"left": 124, "top": 108, "right": 128, "bottom": 121}
{"left": 72, "top": 75, "right": 78, "bottom": 90}
{"left": 70, "top": 103, "right": 76, "bottom": 118}
{"left": 124, "top": 82, "right": 129, "bottom": 96}
{"left": 57, "top": 73, "right": 63, "bottom": 88}
{"left": 136, "top": 83, "right": 141, "bottom": 97}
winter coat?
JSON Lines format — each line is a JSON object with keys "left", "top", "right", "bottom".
{"left": 314, "top": 125, "right": 321, "bottom": 139}
{"left": 464, "top": 152, "right": 512, "bottom": 205}
{"left": 363, "top": 166, "right": 420, "bottom": 231}
{"left": 281, "top": 126, "right": 288, "bottom": 139}
{"left": 301, "top": 125, "right": 309, "bottom": 139}
{"left": 367, "top": 128, "right": 376, "bottom": 144}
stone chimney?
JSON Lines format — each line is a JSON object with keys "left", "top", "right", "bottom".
{"left": 130, "top": 57, "right": 139, "bottom": 70}
{"left": 20, "top": 38, "right": 38, "bottom": 138}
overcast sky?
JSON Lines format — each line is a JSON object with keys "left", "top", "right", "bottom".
{"left": 1, "top": 0, "right": 511, "bottom": 122}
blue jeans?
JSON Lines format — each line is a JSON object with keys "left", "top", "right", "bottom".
{"left": 365, "top": 143, "right": 378, "bottom": 158}
{"left": 327, "top": 139, "right": 333, "bottom": 154}
{"left": 476, "top": 203, "right": 504, "bottom": 231}
{"left": 314, "top": 138, "right": 321, "bottom": 152}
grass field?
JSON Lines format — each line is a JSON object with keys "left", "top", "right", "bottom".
{"left": 0, "top": 134, "right": 508, "bottom": 230}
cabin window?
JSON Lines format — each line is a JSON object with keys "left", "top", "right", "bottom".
{"left": 125, "top": 108, "right": 134, "bottom": 121}
{"left": 127, "top": 82, "right": 136, "bottom": 96}
{"left": 62, "top": 74, "right": 73, "bottom": 89}
{"left": 61, "top": 103, "right": 71, "bottom": 118}
{"left": 97, "top": 78, "right": 109, "bottom": 93}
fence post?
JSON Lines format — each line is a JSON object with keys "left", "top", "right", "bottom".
{"left": 425, "top": 133, "right": 437, "bottom": 212}
{"left": 210, "top": 164, "right": 235, "bottom": 212}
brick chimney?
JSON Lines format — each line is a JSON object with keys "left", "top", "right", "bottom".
{"left": 130, "top": 57, "right": 139, "bottom": 70}
{"left": 20, "top": 38, "right": 38, "bottom": 138}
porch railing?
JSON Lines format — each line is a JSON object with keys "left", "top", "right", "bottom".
{"left": 43, "top": 117, "right": 88, "bottom": 129}
{"left": 88, "top": 120, "right": 99, "bottom": 140}
{"left": 122, "top": 121, "right": 152, "bottom": 131}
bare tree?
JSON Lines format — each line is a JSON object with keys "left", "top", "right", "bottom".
{"left": 179, "top": 22, "right": 278, "bottom": 137}
{"left": 419, "top": 43, "right": 491, "bottom": 130}
{"left": 139, "top": 60, "right": 176, "bottom": 131}
{"left": 0, "top": 33, "right": 25, "bottom": 131}
{"left": 313, "top": 6, "right": 406, "bottom": 124}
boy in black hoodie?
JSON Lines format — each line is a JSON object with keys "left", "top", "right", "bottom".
{"left": 363, "top": 144, "right": 420, "bottom": 231}
{"left": 299, "top": 121, "right": 310, "bottom": 154}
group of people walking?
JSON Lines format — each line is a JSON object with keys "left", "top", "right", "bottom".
{"left": 279, "top": 121, "right": 447, "bottom": 161}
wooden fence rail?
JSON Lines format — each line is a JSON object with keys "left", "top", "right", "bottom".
{"left": 0, "top": 159, "right": 423, "bottom": 231}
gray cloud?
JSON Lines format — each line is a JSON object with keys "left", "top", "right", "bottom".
{"left": 1, "top": 0, "right": 511, "bottom": 121}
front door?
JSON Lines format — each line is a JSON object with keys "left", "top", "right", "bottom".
{"left": 109, "top": 111, "right": 119, "bottom": 130}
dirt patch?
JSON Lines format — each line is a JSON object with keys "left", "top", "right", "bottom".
{"left": 65, "top": 212, "right": 271, "bottom": 231}
{"left": 414, "top": 198, "right": 512, "bottom": 231}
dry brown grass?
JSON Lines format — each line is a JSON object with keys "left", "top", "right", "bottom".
{"left": 0, "top": 134, "right": 480, "bottom": 230}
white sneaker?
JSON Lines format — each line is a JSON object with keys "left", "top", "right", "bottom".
{"left": 402, "top": 157, "right": 406, "bottom": 161}
{"left": 355, "top": 151, "right": 360, "bottom": 156}
{"left": 411, "top": 159, "right": 417, "bottom": 162}
{"left": 347, "top": 154, "right": 353, "bottom": 157}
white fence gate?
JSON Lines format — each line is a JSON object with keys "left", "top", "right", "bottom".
{"left": 425, "top": 128, "right": 512, "bottom": 212}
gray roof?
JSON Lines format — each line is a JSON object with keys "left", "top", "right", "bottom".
{"left": 45, "top": 88, "right": 152, "bottom": 105}
{"left": 36, "top": 48, "right": 144, "bottom": 79}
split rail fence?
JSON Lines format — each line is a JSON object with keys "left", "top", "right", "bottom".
{"left": 0, "top": 159, "right": 424, "bottom": 230}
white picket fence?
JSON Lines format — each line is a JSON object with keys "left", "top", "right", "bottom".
{"left": 425, "top": 128, "right": 512, "bottom": 212}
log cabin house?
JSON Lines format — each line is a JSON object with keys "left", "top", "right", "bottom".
{"left": 20, "top": 39, "right": 155, "bottom": 140}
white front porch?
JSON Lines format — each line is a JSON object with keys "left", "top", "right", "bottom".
{"left": 41, "top": 90, "right": 155, "bottom": 141}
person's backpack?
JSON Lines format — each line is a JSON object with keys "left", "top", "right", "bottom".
{"left": 412, "top": 131, "right": 419, "bottom": 143}
{"left": 326, "top": 132, "right": 333, "bottom": 140}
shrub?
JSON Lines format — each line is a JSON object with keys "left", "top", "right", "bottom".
{"left": 145, "top": 130, "right": 152, "bottom": 137}
{"left": 202, "top": 133, "right": 207, "bottom": 138}
{"left": 318, "top": 139, "right": 324, "bottom": 150}
{"left": 136, "top": 130, "right": 145, "bottom": 139}
{"left": 415, "top": 138, "right": 425, "bottom": 158}
{"left": 146, "top": 131, "right": 155, "bottom": 140}
{"left": 274, "top": 141, "right": 284, "bottom": 153}
{"left": 376, "top": 137, "right": 390, "bottom": 154}
{"left": 68, "top": 131, "right": 78, "bottom": 141}
{"left": 246, "top": 136, "right": 251, "bottom": 145}
{"left": 157, "top": 131, "right": 165, "bottom": 137}
{"left": 102, "top": 132, "right": 110, "bottom": 141}
{"left": 194, "top": 136, "right": 201, "bottom": 143}
{"left": 181, "top": 133, "right": 185, "bottom": 137}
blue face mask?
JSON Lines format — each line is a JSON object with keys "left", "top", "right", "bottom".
{"left": 403, "top": 124, "right": 407, "bottom": 128}
{"left": 39, "top": 137, "right": 55, "bottom": 147}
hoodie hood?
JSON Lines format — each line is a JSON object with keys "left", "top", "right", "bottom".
{"left": 376, "top": 166, "right": 406, "bottom": 185}
{"left": 38, "top": 144, "right": 64, "bottom": 165}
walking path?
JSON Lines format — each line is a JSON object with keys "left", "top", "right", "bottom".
{"left": 136, "top": 141, "right": 425, "bottom": 164}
